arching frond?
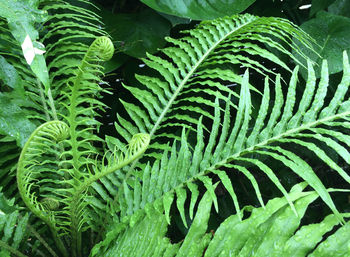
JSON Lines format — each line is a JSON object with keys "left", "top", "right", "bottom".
{"left": 16, "top": 119, "right": 150, "bottom": 257}
{"left": 115, "top": 14, "right": 315, "bottom": 153}
{"left": 16, "top": 120, "right": 69, "bottom": 255}
{"left": 93, "top": 14, "right": 317, "bottom": 219}
{"left": 91, "top": 186, "right": 350, "bottom": 257}
{"left": 115, "top": 51, "right": 350, "bottom": 227}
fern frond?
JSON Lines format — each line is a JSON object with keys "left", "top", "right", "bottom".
{"left": 115, "top": 51, "right": 350, "bottom": 228}
{"left": 116, "top": 14, "right": 314, "bottom": 152}
{"left": 59, "top": 132, "right": 149, "bottom": 256}
{"left": 16, "top": 120, "right": 69, "bottom": 256}
{"left": 42, "top": 0, "right": 106, "bottom": 96}
{"left": 92, "top": 185, "right": 350, "bottom": 257}
{"left": 0, "top": 137, "right": 20, "bottom": 198}
{"left": 0, "top": 191, "right": 29, "bottom": 257}
{"left": 60, "top": 36, "right": 114, "bottom": 179}
{"left": 100, "top": 14, "right": 316, "bottom": 221}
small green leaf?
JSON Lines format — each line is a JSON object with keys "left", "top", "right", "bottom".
{"left": 0, "top": 192, "right": 16, "bottom": 215}
{"left": 177, "top": 189, "right": 214, "bottom": 257}
{"left": 175, "top": 187, "right": 188, "bottom": 228}
{"left": 187, "top": 182, "right": 199, "bottom": 220}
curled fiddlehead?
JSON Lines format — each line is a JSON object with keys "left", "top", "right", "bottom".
{"left": 86, "top": 36, "right": 115, "bottom": 62}
{"left": 64, "top": 132, "right": 150, "bottom": 257}
{"left": 17, "top": 120, "right": 69, "bottom": 256}
{"left": 17, "top": 120, "right": 69, "bottom": 223}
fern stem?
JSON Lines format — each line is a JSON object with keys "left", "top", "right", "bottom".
{"left": 27, "top": 223, "right": 59, "bottom": 257}
{"left": 36, "top": 80, "right": 58, "bottom": 120}
{"left": 47, "top": 88, "right": 58, "bottom": 120}
{"left": 49, "top": 227, "right": 69, "bottom": 257}
{"left": 0, "top": 240, "right": 28, "bottom": 257}
{"left": 37, "top": 80, "right": 51, "bottom": 121}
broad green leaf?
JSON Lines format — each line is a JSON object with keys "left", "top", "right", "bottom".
{"left": 158, "top": 13, "right": 191, "bottom": 26}
{"left": 0, "top": 56, "right": 21, "bottom": 89}
{"left": 328, "top": 0, "right": 350, "bottom": 17}
{"left": 296, "top": 11, "right": 350, "bottom": 77}
{"left": 309, "top": 220, "right": 350, "bottom": 256}
{"left": 101, "top": 8, "right": 171, "bottom": 58}
{"left": 0, "top": 0, "right": 50, "bottom": 91}
{"left": 310, "top": 0, "right": 336, "bottom": 16}
{"left": 177, "top": 190, "right": 213, "bottom": 257}
{"left": 283, "top": 214, "right": 341, "bottom": 256}
{"left": 0, "top": 191, "right": 16, "bottom": 215}
{"left": 140, "top": 0, "right": 256, "bottom": 20}
{"left": 0, "top": 96, "right": 36, "bottom": 147}
{"left": 103, "top": 53, "right": 129, "bottom": 73}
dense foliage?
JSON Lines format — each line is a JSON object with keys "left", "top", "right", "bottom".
{"left": 0, "top": 0, "right": 350, "bottom": 256}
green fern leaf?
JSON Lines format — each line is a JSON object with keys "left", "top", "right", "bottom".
{"left": 116, "top": 14, "right": 314, "bottom": 151}
{"left": 93, "top": 187, "right": 350, "bottom": 257}
{"left": 115, "top": 51, "right": 350, "bottom": 231}
{"left": 0, "top": 190, "right": 29, "bottom": 257}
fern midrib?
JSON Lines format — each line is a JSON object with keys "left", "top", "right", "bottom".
{"left": 148, "top": 19, "right": 255, "bottom": 139}
{"left": 212, "top": 110, "right": 350, "bottom": 174}
{"left": 66, "top": 57, "right": 92, "bottom": 257}
{"left": 143, "top": 110, "right": 350, "bottom": 216}
{"left": 67, "top": 61, "right": 87, "bottom": 181}
{"left": 0, "top": 240, "right": 28, "bottom": 257}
